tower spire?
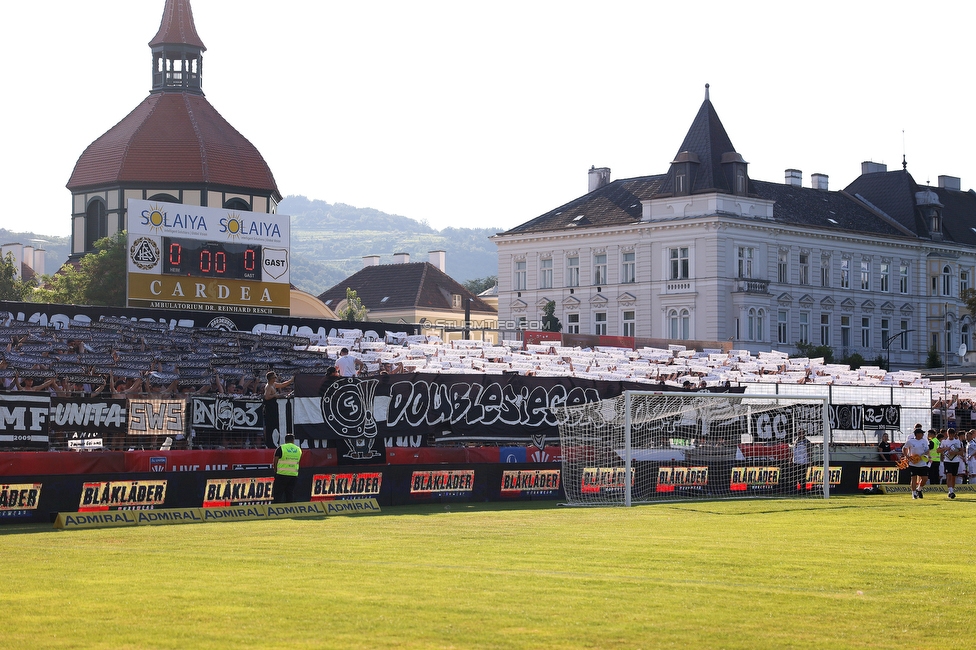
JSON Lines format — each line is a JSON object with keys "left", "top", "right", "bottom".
{"left": 705, "top": 83, "right": 710, "bottom": 101}
{"left": 149, "top": 0, "right": 207, "bottom": 94}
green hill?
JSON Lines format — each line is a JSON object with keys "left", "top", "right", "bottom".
{"left": 281, "top": 195, "right": 500, "bottom": 296}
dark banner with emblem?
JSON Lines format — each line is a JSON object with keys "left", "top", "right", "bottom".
{"left": 189, "top": 396, "right": 264, "bottom": 435}
{"left": 828, "top": 404, "right": 900, "bottom": 430}
{"left": 293, "top": 372, "right": 744, "bottom": 445}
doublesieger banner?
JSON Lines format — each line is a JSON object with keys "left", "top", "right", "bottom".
{"left": 292, "top": 372, "right": 743, "bottom": 445}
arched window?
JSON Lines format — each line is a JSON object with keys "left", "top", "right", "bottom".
{"left": 224, "top": 198, "right": 251, "bottom": 211}
{"left": 671, "top": 309, "right": 690, "bottom": 340}
{"left": 148, "top": 193, "right": 179, "bottom": 203}
{"left": 961, "top": 323, "right": 970, "bottom": 352}
{"left": 943, "top": 265, "right": 952, "bottom": 296}
{"left": 85, "top": 198, "right": 108, "bottom": 251}
{"left": 748, "top": 308, "right": 765, "bottom": 342}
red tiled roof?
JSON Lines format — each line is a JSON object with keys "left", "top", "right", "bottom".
{"left": 317, "top": 262, "right": 496, "bottom": 314}
{"left": 66, "top": 92, "right": 280, "bottom": 200}
{"left": 149, "top": 0, "right": 206, "bottom": 50}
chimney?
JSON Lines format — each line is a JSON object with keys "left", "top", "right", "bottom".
{"left": 811, "top": 173, "right": 829, "bottom": 191}
{"left": 362, "top": 254, "right": 381, "bottom": 268}
{"left": 33, "top": 248, "right": 45, "bottom": 275}
{"left": 588, "top": 166, "right": 611, "bottom": 192}
{"left": 861, "top": 161, "right": 887, "bottom": 175}
{"left": 0, "top": 243, "right": 23, "bottom": 278}
{"left": 22, "top": 245, "right": 34, "bottom": 272}
{"left": 428, "top": 250, "right": 446, "bottom": 272}
{"left": 939, "top": 175, "right": 961, "bottom": 191}
{"left": 393, "top": 252, "right": 410, "bottom": 264}
{"left": 785, "top": 169, "right": 802, "bottom": 187}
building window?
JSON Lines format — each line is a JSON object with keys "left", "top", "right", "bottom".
{"left": 962, "top": 270, "right": 970, "bottom": 294}
{"left": 622, "top": 252, "right": 636, "bottom": 284}
{"left": 881, "top": 318, "right": 890, "bottom": 349}
{"left": 778, "top": 310, "right": 788, "bottom": 345}
{"left": 899, "top": 264, "right": 909, "bottom": 294}
{"left": 452, "top": 294, "right": 462, "bottom": 308}
{"left": 963, "top": 324, "right": 971, "bottom": 352}
{"left": 778, "top": 251, "right": 789, "bottom": 284}
{"left": 622, "top": 310, "right": 635, "bottom": 337}
{"left": 514, "top": 260, "right": 527, "bottom": 291}
{"left": 567, "top": 313, "right": 580, "bottom": 334}
{"left": 567, "top": 256, "right": 579, "bottom": 287}
{"left": 900, "top": 320, "right": 911, "bottom": 350}
{"left": 840, "top": 259, "right": 850, "bottom": 289}
{"left": 669, "top": 309, "right": 690, "bottom": 340}
{"left": 861, "top": 317, "right": 871, "bottom": 348}
{"left": 594, "top": 312, "right": 607, "bottom": 335}
{"left": 737, "top": 247, "right": 754, "bottom": 279}
{"left": 799, "top": 253, "right": 809, "bottom": 286}
{"left": 736, "top": 169, "right": 747, "bottom": 194}
{"left": 841, "top": 315, "right": 851, "bottom": 348}
{"left": 821, "top": 257, "right": 830, "bottom": 288}
{"left": 594, "top": 254, "right": 607, "bottom": 285}
{"left": 676, "top": 173, "right": 686, "bottom": 194}
{"left": 860, "top": 260, "right": 870, "bottom": 290}
{"left": 517, "top": 316, "right": 527, "bottom": 330}
{"left": 670, "top": 247, "right": 689, "bottom": 280}
{"left": 820, "top": 313, "right": 830, "bottom": 346}
{"left": 943, "top": 265, "right": 952, "bottom": 297}
{"left": 880, "top": 263, "right": 890, "bottom": 292}
{"left": 747, "top": 308, "right": 765, "bottom": 342}
{"left": 799, "top": 312, "right": 809, "bottom": 344}
{"left": 540, "top": 258, "right": 553, "bottom": 289}
{"left": 84, "top": 198, "right": 108, "bottom": 251}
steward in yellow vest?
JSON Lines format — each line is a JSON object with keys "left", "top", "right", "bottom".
{"left": 273, "top": 434, "right": 303, "bottom": 503}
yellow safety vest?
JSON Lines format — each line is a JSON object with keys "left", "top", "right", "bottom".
{"left": 276, "top": 443, "right": 302, "bottom": 476}
{"left": 929, "top": 439, "right": 940, "bottom": 462}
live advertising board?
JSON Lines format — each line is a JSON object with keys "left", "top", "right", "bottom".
{"left": 126, "top": 199, "right": 290, "bottom": 315}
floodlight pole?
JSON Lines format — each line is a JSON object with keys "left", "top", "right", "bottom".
{"left": 884, "top": 329, "right": 914, "bottom": 373}
{"left": 944, "top": 303, "right": 949, "bottom": 427}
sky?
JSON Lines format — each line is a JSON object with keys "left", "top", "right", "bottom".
{"left": 4, "top": 0, "right": 976, "bottom": 239}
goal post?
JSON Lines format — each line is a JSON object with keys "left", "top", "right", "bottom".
{"left": 557, "top": 391, "right": 831, "bottom": 506}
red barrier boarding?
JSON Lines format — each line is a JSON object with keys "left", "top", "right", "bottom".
{"left": 0, "top": 452, "right": 127, "bottom": 477}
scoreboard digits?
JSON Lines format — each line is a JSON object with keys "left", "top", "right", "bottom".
{"left": 162, "top": 237, "right": 261, "bottom": 281}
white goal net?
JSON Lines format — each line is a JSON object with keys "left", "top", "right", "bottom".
{"left": 557, "top": 391, "right": 831, "bottom": 505}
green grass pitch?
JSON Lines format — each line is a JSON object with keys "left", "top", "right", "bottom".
{"left": 1, "top": 495, "right": 972, "bottom": 649}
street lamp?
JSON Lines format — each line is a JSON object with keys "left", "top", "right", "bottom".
{"left": 884, "top": 329, "right": 914, "bottom": 373}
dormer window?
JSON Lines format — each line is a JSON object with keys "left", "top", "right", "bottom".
{"left": 676, "top": 172, "right": 686, "bottom": 194}
{"left": 930, "top": 209, "right": 942, "bottom": 235}
{"left": 670, "top": 151, "right": 699, "bottom": 197}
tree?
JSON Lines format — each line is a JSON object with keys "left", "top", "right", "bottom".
{"left": 462, "top": 275, "right": 497, "bottom": 296}
{"left": 791, "top": 342, "right": 834, "bottom": 364}
{"left": 34, "top": 232, "right": 127, "bottom": 306}
{"left": 926, "top": 342, "right": 942, "bottom": 369}
{"left": 336, "top": 287, "right": 368, "bottom": 321}
{"left": 541, "top": 300, "right": 562, "bottom": 332}
{"left": 0, "top": 252, "right": 35, "bottom": 301}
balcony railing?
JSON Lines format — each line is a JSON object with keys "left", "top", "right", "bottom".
{"left": 733, "top": 278, "right": 770, "bottom": 294}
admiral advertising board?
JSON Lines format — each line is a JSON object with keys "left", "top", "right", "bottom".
{"left": 126, "top": 199, "right": 291, "bottom": 315}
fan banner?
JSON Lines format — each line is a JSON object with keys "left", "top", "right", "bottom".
{"left": 293, "top": 372, "right": 743, "bottom": 443}
{"left": 49, "top": 397, "right": 128, "bottom": 435}
{"left": 0, "top": 394, "right": 51, "bottom": 450}
{"left": 828, "top": 404, "right": 900, "bottom": 430}
{"left": 189, "top": 396, "right": 264, "bottom": 435}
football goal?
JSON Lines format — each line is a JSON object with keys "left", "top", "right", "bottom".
{"left": 556, "top": 391, "right": 831, "bottom": 505}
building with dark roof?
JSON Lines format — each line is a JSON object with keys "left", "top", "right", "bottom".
{"left": 492, "top": 86, "right": 976, "bottom": 366}
{"left": 66, "top": 0, "right": 280, "bottom": 259}
{"left": 317, "top": 252, "right": 497, "bottom": 341}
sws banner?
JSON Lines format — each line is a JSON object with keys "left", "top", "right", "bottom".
{"left": 293, "top": 373, "right": 742, "bottom": 444}
{"left": 0, "top": 393, "right": 50, "bottom": 450}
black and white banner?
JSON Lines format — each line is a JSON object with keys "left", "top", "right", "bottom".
{"left": 293, "top": 373, "right": 742, "bottom": 444}
{"left": 49, "top": 398, "right": 128, "bottom": 435}
{"left": 828, "top": 404, "right": 900, "bottom": 431}
{"left": 190, "top": 396, "right": 263, "bottom": 435}
{"left": 0, "top": 393, "right": 50, "bottom": 450}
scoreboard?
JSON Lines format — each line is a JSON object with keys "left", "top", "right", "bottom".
{"left": 126, "top": 199, "right": 290, "bottom": 315}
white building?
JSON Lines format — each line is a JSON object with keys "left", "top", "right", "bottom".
{"left": 492, "top": 87, "right": 976, "bottom": 366}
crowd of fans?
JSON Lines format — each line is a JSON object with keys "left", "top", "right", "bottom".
{"left": 1, "top": 315, "right": 973, "bottom": 451}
